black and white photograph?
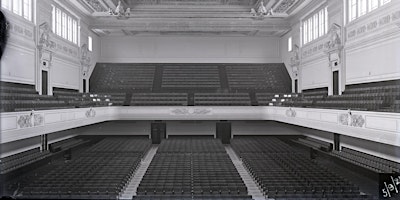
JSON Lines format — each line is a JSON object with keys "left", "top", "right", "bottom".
{"left": 0, "top": 0, "right": 399, "bottom": 199}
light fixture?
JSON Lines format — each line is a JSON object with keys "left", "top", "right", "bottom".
{"left": 108, "top": 1, "right": 130, "bottom": 19}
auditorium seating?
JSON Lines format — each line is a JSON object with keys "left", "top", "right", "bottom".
{"left": 2, "top": 71, "right": 399, "bottom": 112}
{"left": 136, "top": 137, "right": 251, "bottom": 199}
{"left": 161, "top": 66, "right": 220, "bottom": 89}
{"left": 194, "top": 93, "right": 251, "bottom": 106}
{"left": 226, "top": 64, "right": 291, "bottom": 92}
{"left": 0, "top": 148, "right": 51, "bottom": 174}
{"left": 314, "top": 99, "right": 383, "bottom": 111}
{"left": 330, "top": 147, "right": 400, "bottom": 174}
{"left": 130, "top": 93, "right": 188, "bottom": 106}
{"left": 18, "top": 137, "right": 151, "bottom": 199}
{"left": 231, "top": 136, "right": 373, "bottom": 199}
{"left": 48, "top": 137, "right": 89, "bottom": 153}
{"left": 90, "top": 64, "right": 155, "bottom": 92}
{"left": 257, "top": 93, "right": 301, "bottom": 106}
{"left": 54, "top": 88, "right": 126, "bottom": 108}
{"left": 294, "top": 137, "right": 333, "bottom": 152}
{"left": 0, "top": 83, "right": 72, "bottom": 112}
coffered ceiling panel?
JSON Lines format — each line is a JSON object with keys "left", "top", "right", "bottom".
{"left": 70, "top": 0, "right": 311, "bottom": 37}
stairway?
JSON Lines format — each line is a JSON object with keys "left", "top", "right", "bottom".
{"left": 225, "top": 146, "right": 265, "bottom": 200}
{"left": 119, "top": 145, "right": 158, "bottom": 200}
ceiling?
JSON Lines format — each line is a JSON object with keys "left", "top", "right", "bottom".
{"left": 71, "top": 0, "right": 311, "bottom": 37}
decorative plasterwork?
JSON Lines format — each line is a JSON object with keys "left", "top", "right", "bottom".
{"left": 80, "top": 44, "right": 91, "bottom": 77}
{"left": 285, "top": 108, "right": 296, "bottom": 117}
{"left": 170, "top": 108, "right": 212, "bottom": 115}
{"left": 350, "top": 114, "right": 365, "bottom": 127}
{"left": 51, "top": 37, "right": 80, "bottom": 62}
{"left": 338, "top": 113, "right": 349, "bottom": 126}
{"left": 90, "top": 19, "right": 291, "bottom": 36}
{"left": 338, "top": 112, "right": 365, "bottom": 127}
{"left": 83, "top": 0, "right": 108, "bottom": 12}
{"left": 125, "top": 0, "right": 255, "bottom": 6}
{"left": 71, "top": 0, "right": 309, "bottom": 36}
{"left": 324, "top": 23, "right": 343, "bottom": 68}
{"left": 38, "top": 22, "right": 55, "bottom": 70}
{"left": 274, "top": 0, "right": 297, "bottom": 13}
{"left": 301, "top": 38, "right": 327, "bottom": 59}
{"left": 17, "top": 113, "right": 44, "bottom": 128}
{"left": 290, "top": 44, "right": 300, "bottom": 76}
{"left": 85, "top": 108, "right": 96, "bottom": 118}
{"left": 3, "top": 13, "right": 35, "bottom": 44}
{"left": 347, "top": 9, "right": 400, "bottom": 42}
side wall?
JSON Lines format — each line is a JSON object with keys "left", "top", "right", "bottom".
{"left": 1, "top": 0, "right": 100, "bottom": 93}
{"left": 99, "top": 36, "right": 282, "bottom": 64}
{"left": 280, "top": 0, "right": 400, "bottom": 92}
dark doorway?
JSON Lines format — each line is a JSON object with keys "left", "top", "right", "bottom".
{"left": 294, "top": 79, "right": 298, "bottom": 93}
{"left": 151, "top": 122, "right": 166, "bottom": 144}
{"left": 41, "top": 134, "right": 48, "bottom": 151}
{"left": 216, "top": 121, "right": 231, "bottom": 144}
{"left": 334, "top": 133, "right": 340, "bottom": 151}
{"left": 333, "top": 71, "right": 339, "bottom": 95}
{"left": 83, "top": 79, "right": 87, "bottom": 93}
{"left": 42, "top": 70, "right": 48, "bottom": 95}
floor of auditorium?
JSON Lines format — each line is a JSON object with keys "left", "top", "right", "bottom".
{"left": 3, "top": 135, "right": 380, "bottom": 200}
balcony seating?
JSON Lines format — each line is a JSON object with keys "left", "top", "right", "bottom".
{"left": 0, "top": 83, "right": 73, "bottom": 112}
{"left": 0, "top": 148, "right": 51, "bottom": 174}
{"left": 194, "top": 93, "right": 251, "bottom": 106}
{"left": 137, "top": 138, "right": 250, "bottom": 199}
{"left": 330, "top": 147, "right": 400, "bottom": 174}
{"left": 231, "top": 136, "right": 372, "bottom": 199}
{"left": 314, "top": 99, "right": 383, "bottom": 111}
{"left": 294, "top": 137, "right": 333, "bottom": 152}
{"left": 161, "top": 66, "right": 220, "bottom": 89}
{"left": 256, "top": 93, "right": 302, "bottom": 107}
{"left": 19, "top": 137, "right": 151, "bottom": 199}
{"left": 90, "top": 64, "right": 155, "bottom": 92}
{"left": 226, "top": 64, "right": 291, "bottom": 92}
{"left": 53, "top": 88, "right": 127, "bottom": 108}
{"left": 310, "top": 82, "right": 400, "bottom": 112}
{"left": 130, "top": 93, "right": 188, "bottom": 106}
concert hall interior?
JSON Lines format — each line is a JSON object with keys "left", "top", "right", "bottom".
{"left": 1, "top": 0, "right": 400, "bottom": 199}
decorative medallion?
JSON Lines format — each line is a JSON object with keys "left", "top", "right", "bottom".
{"left": 34, "top": 114, "right": 44, "bottom": 126}
{"left": 171, "top": 108, "right": 212, "bottom": 115}
{"left": 85, "top": 108, "right": 96, "bottom": 118}
{"left": 350, "top": 114, "right": 365, "bottom": 127}
{"left": 338, "top": 113, "right": 349, "bottom": 125}
{"left": 285, "top": 108, "right": 296, "bottom": 117}
{"left": 17, "top": 115, "right": 33, "bottom": 128}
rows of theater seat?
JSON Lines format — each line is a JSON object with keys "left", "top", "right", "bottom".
{"left": 194, "top": 93, "right": 251, "bottom": 106}
{"left": 330, "top": 147, "right": 400, "bottom": 174}
{"left": 130, "top": 93, "right": 188, "bottom": 106}
{"left": 2, "top": 78, "right": 399, "bottom": 112}
{"left": 294, "top": 137, "right": 333, "bottom": 152}
{"left": 0, "top": 83, "right": 72, "bottom": 112}
{"left": 90, "top": 64, "right": 155, "bottom": 92}
{"left": 226, "top": 64, "right": 291, "bottom": 92}
{"left": 161, "top": 66, "right": 221, "bottom": 89}
{"left": 231, "top": 136, "right": 373, "bottom": 200}
{"left": 0, "top": 82, "right": 127, "bottom": 112}
{"left": 48, "top": 137, "right": 89, "bottom": 153}
{"left": 89, "top": 64, "right": 292, "bottom": 92}
{"left": 18, "top": 137, "right": 151, "bottom": 199}
{"left": 53, "top": 89, "right": 126, "bottom": 107}
{"left": 0, "top": 148, "right": 51, "bottom": 174}
{"left": 136, "top": 138, "right": 251, "bottom": 199}
{"left": 278, "top": 82, "right": 400, "bottom": 112}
